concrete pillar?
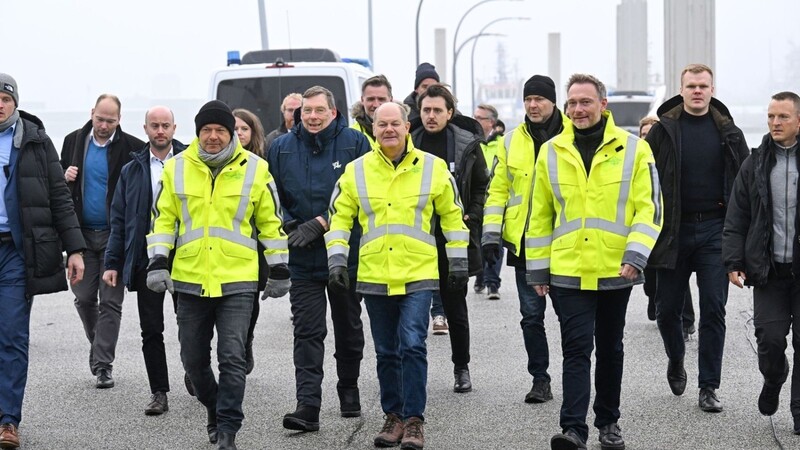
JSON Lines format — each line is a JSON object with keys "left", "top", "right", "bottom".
{"left": 664, "top": 0, "right": 715, "bottom": 96}
{"left": 548, "top": 33, "right": 561, "bottom": 96}
{"left": 616, "top": 0, "right": 648, "bottom": 91}
{"left": 434, "top": 28, "right": 447, "bottom": 83}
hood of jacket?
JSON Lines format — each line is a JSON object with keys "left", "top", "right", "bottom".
{"left": 657, "top": 94, "right": 737, "bottom": 129}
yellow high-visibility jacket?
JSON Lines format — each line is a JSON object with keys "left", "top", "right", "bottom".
{"left": 350, "top": 121, "right": 378, "bottom": 149}
{"left": 480, "top": 135, "right": 502, "bottom": 173}
{"left": 482, "top": 114, "right": 570, "bottom": 256}
{"left": 146, "top": 139, "right": 288, "bottom": 298}
{"left": 525, "top": 111, "right": 663, "bottom": 291}
{"left": 325, "top": 137, "right": 469, "bottom": 296}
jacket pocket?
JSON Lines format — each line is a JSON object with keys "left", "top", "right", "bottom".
{"left": 32, "top": 227, "right": 63, "bottom": 277}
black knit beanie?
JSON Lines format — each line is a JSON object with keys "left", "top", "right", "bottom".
{"left": 195, "top": 100, "right": 235, "bottom": 137}
{"left": 414, "top": 63, "right": 440, "bottom": 89}
{"left": 523, "top": 75, "right": 557, "bottom": 104}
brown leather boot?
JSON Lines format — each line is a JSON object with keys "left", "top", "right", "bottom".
{"left": 374, "top": 413, "right": 404, "bottom": 447}
{"left": 0, "top": 423, "right": 20, "bottom": 449}
{"left": 400, "top": 417, "right": 424, "bottom": 450}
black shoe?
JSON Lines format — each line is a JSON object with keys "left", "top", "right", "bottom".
{"left": 598, "top": 423, "right": 625, "bottom": 449}
{"left": 473, "top": 282, "right": 485, "bottom": 294}
{"left": 454, "top": 365, "right": 472, "bottom": 393}
{"left": 283, "top": 405, "right": 320, "bottom": 431}
{"left": 245, "top": 341, "right": 254, "bottom": 375}
{"left": 793, "top": 416, "right": 800, "bottom": 435}
{"left": 184, "top": 372, "right": 195, "bottom": 397}
{"left": 525, "top": 379, "right": 553, "bottom": 403}
{"left": 487, "top": 286, "right": 500, "bottom": 300}
{"left": 551, "top": 429, "right": 587, "bottom": 450}
{"left": 207, "top": 409, "right": 218, "bottom": 444}
{"left": 144, "top": 391, "right": 169, "bottom": 416}
{"left": 217, "top": 431, "right": 237, "bottom": 450}
{"left": 667, "top": 358, "right": 686, "bottom": 396}
{"left": 96, "top": 368, "right": 115, "bottom": 389}
{"left": 699, "top": 388, "right": 723, "bottom": 412}
{"left": 759, "top": 381, "right": 782, "bottom": 416}
{"left": 337, "top": 382, "right": 361, "bottom": 418}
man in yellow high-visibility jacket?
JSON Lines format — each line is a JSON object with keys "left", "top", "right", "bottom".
{"left": 481, "top": 75, "right": 569, "bottom": 405}
{"left": 145, "top": 100, "right": 289, "bottom": 449}
{"left": 526, "top": 74, "right": 662, "bottom": 450}
{"left": 325, "top": 102, "right": 468, "bottom": 450}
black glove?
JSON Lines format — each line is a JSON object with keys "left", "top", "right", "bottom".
{"left": 482, "top": 243, "right": 500, "bottom": 266}
{"left": 288, "top": 218, "right": 326, "bottom": 248}
{"left": 328, "top": 266, "right": 350, "bottom": 293}
{"left": 447, "top": 270, "right": 469, "bottom": 291}
{"left": 283, "top": 219, "right": 299, "bottom": 234}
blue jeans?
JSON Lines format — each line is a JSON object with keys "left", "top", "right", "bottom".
{"left": 655, "top": 218, "right": 728, "bottom": 389}
{"left": 476, "top": 246, "right": 504, "bottom": 289}
{"left": 364, "top": 291, "right": 432, "bottom": 421}
{"left": 0, "top": 242, "right": 29, "bottom": 426}
{"left": 177, "top": 292, "right": 253, "bottom": 434}
{"left": 515, "top": 267, "right": 553, "bottom": 382}
{"left": 430, "top": 291, "right": 444, "bottom": 318}
{"left": 551, "top": 286, "right": 631, "bottom": 442}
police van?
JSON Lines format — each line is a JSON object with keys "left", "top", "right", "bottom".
{"left": 209, "top": 48, "right": 374, "bottom": 133}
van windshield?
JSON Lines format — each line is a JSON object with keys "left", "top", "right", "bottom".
{"left": 607, "top": 102, "right": 651, "bottom": 129}
{"left": 217, "top": 76, "right": 348, "bottom": 134}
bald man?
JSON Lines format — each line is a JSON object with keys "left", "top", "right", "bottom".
{"left": 102, "top": 106, "right": 186, "bottom": 414}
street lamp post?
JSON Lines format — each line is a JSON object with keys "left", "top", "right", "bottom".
{"left": 454, "top": 33, "right": 505, "bottom": 101}
{"left": 470, "top": 17, "right": 529, "bottom": 109}
{"left": 415, "top": 0, "right": 425, "bottom": 67}
{"left": 451, "top": 0, "right": 521, "bottom": 94}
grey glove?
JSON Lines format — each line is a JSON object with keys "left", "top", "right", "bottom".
{"left": 147, "top": 269, "right": 174, "bottom": 294}
{"left": 262, "top": 278, "right": 291, "bottom": 299}
{"left": 262, "top": 263, "right": 291, "bottom": 299}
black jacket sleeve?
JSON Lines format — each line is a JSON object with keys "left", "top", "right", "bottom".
{"left": 46, "top": 136, "right": 84, "bottom": 254}
{"left": 467, "top": 141, "right": 489, "bottom": 222}
{"left": 721, "top": 155, "right": 753, "bottom": 273}
{"left": 104, "top": 166, "right": 128, "bottom": 272}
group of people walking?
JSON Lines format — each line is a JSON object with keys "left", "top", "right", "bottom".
{"left": 0, "top": 57, "right": 799, "bottom": 450}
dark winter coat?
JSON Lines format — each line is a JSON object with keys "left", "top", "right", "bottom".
{"left": 645, "top": 95, "right": 749, "bottom": 269}
{"left": 722, "top": 134, "right": 800, "bottom": 287}
{"left": 60, "top": 120, "right": 145, "bottom": 225}
{"left": 104, "top": 140, "right": 186, "bottom": 289}
{"left": 267, "top": 110, "right": 371, "bottom": 280}
{"left": 411, "top": 114, "right": 489, "bottom": 275}
{"left": 6, "top": 111, "right": 85, "bottom": 298}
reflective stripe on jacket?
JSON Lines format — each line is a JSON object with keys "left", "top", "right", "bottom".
{"left": 482, "top": 115, "right": 570, "bottom": 256}
{"left": 525, "top": 111, "right": 663, "bottom": 291}
{"left": 325, "top": 137, "right": 469, "bottom": 296}
{"left": 146, "top": 139, "right": 288, "bottom": 297}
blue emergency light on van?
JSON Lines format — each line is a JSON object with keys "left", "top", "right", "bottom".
{"left": 341, "top": 58, "right": 372, "bottom": 70}
{"left": 227, "top": 51, "right": 241, "bottom": 66}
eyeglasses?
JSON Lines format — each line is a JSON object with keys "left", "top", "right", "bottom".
{"left": 474, "top": 116, "right": 491, "bottom": 121}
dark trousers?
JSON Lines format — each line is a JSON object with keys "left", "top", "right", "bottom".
{"left": 437, "top": 257, "right": 471, "bottom": 367}
{"left": 246, "top": 292, "right": 259, "bottom": 350}
{"left": 516, "top": 267, "right": 554, "bottom": 381}
{"left": 132, "top": 269, "right": 175, "bottom": 394}
{"left": 0, "top": 242, "right": 29, "bottom": 426}
{"left": 644, "top": 269, "right": 695, "bottom": 328}
{"left": 753, "top": 266, "right": 800, "bottom": 417}
{"left": 551, "top": 286, "right": 631, "bottom": 442}
{"left": 289, "top": 278, "right": 364, "bottom": 408}
{"left": 177, "top": 292, "right": 253, "bottom": 434}
{"left": 475, "top": 247, "right": 504, "bottom": 289}
{"left": 655, "top": 218, "right": 728, "bottom": 389}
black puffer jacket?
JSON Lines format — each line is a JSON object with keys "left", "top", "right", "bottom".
{"left": 411, "top": 114, "right": 489, "bottom": 275}
{"left": 645, "top": 95, "right": 750, "bottom": 269}
{"left": 8, "top": 111, "right": 85, "bottom": 298}
{"left": 60, "top": 120, "right": 145, "bottom": 225}
{"left": 722, "top": 134, "right": 800, "bottom": 287}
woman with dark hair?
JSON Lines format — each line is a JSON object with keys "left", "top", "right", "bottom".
{"left": 233, "top": 108, "right": 270, "bottom": 375}
{"left": 234, "top": 108, "right": 266, "bottom": 158}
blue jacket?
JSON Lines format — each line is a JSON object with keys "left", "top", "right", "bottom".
{"left": 104, "top": 140, "right": 186, "bottom": 289}
{"left": 268, "top": 111, "right": 370, "bottom": 280}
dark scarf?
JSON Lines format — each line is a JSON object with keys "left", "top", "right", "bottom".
{"left": 0, "top": 109, "right": 20, "bottom": 133}
{"left": 525, "top": 108, "right": 564, "bottom": 158}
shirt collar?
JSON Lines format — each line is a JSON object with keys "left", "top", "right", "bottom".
{"left": 0, "top": 123, "right": 16, "bottom": 137}
{"left": 90, "top": 128, "right": 116, "bottom": 147}
{"left": 150, "top": 145, "right": 174, "bottom": 163}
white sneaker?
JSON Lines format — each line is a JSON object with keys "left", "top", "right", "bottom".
{"left": 432, "top": 315, "right": 449, "bottom": 335}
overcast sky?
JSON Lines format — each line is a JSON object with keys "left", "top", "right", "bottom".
{"left": 3, "top": 0, "right": 798, "bottom": 141}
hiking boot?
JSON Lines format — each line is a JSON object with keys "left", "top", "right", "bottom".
{"left": 400, "top": 417, "right": 424, "bottom": 450}
{"left": 374, "top": 413, "right": 404, "bottom": 447}
{"left": 432, "top": 316, "right": 448, "bottom": 335}
{"left": 337, "top": 382, "right": 361, "bottom": 418}
{"left": 525, "top": 379, "right": 553, "bottom": 403}
{"left": 283, "top": 405, "right": 320, "bottom": 431}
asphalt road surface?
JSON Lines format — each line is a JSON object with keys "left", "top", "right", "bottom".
{"left": 19, "top": 265, "right": 798, "bottom": 449}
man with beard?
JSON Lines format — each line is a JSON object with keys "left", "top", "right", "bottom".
{"left": 411, "top": 83, "right": 488, "bottom": 394}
